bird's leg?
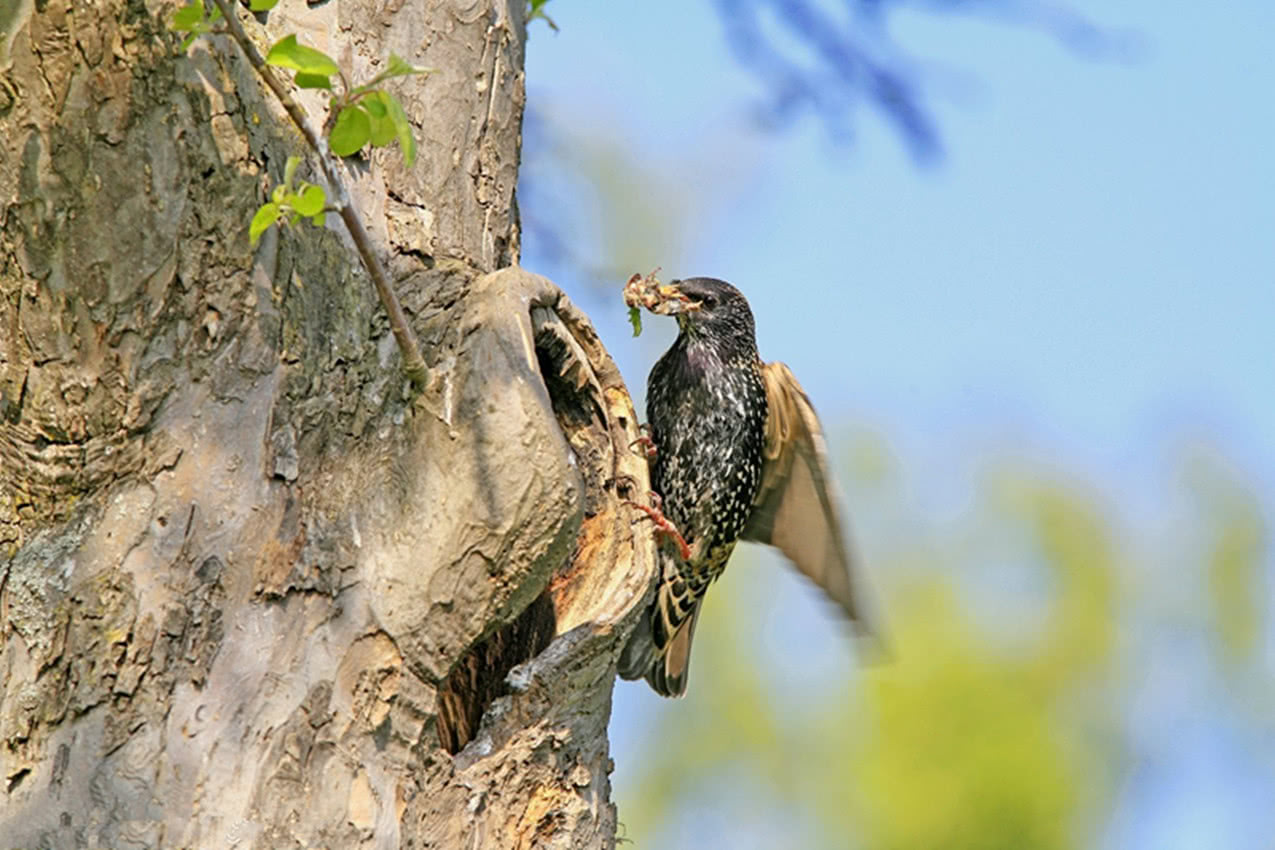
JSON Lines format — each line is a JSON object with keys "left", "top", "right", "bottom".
{"left": 625, "top": 492, "right": 692, "bottom": 562}
{"left": 629, "top": 423, "right": 657, "bottom": 460}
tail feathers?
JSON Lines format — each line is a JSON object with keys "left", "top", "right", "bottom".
{"left": 618, "top": 584, "right": 704, "bottom": 698}
{"left": 618, "top": 610, "right": 657, "bottom": 682}
{"left": 646, "top": 600, "right": 701, "bottom": 697}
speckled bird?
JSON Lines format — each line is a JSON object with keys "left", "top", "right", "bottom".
{"left": 618, "top": 277, "right": 872, "bottom": 697}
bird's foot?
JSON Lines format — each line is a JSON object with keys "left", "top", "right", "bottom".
{"left": 625, "top": 494, "right": 692, "bottom": 561}
{"left": 629, "top": 424, "right": 657, "bottom": 460}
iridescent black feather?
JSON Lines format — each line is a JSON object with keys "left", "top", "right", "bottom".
{"left": 619, "top": 276, "right": 875, "bottom": 697}
{"left": 619, "top": 278, "right": 768, "bottom": 697}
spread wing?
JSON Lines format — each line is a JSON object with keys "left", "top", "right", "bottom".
{"left": 743, "top": 361, "right": 872, "bottom": 634}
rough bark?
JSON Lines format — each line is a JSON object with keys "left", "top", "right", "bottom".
{"left": 0, "top": 1, "right": 654, "bottom": 847}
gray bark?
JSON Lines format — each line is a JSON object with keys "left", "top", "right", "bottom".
{"left": 0, "top": 1, "right": 654, "bottom": 847}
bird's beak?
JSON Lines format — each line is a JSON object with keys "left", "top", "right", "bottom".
{"left": 658, "top": 283, "right": 702, "bottom": 316}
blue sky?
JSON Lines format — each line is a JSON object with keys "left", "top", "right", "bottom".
{"left": 524, "top": 0, "right": 1272, "bottom": 492}
{"left": 521, "top": 1, "right": 1273, "bottom": 846}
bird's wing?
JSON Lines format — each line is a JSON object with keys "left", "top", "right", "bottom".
{"left": 742, "top": 361, "right": 870, "bottom": 630}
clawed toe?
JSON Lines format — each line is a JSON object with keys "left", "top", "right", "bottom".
{"left": 625, "top": 494, "right": 691, "bottom": 561}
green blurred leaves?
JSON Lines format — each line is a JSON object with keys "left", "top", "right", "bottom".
{"left": 848, "top": 583, "right": 1077, "bottom": 850}
{"left": 619, "top": 445, "right": 1269, "bottom": 849}
{"left": 1185, "top": 449, "right": 1268, "bottom": 667}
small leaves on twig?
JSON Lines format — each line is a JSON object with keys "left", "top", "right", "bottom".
{"left": 174, "top": 13, "right": 428, "bottom": 167}
{"left": 250, "top": 156, "right": 329, "bottom": 246}
{"left": 351, "top": 54, "right": 436, "bottom": 95}
{"left": 170, "top": 0, "right": 431, "bottom": 388}
{"left": 171, "top": 0, "right": 223, "bottom": 50}
{"left": 262, "top": 35, "right": 429, "bottom": 166}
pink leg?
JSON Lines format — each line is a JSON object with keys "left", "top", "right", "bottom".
{"left": 626, "top": 493, "right": 692, "bottom": 561}
{"left": 629, "top": 424, "right": 657, "bottom": 460}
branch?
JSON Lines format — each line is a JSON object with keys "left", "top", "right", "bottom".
{"left": 209, "top": 0, "right": 429, "bottom": 388}
{"left": 712, "top": 0, "right": 1130, "bottom": 161}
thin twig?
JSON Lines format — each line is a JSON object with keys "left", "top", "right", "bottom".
{"left": 210, "top": 0, "right": 429, "bottom": 388}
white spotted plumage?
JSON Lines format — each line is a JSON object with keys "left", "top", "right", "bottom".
{"left": 618, "top": 277, "right": 770, "bottom": 697}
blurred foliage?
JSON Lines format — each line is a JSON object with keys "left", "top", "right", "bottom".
{"left": 1184, "top": 448, "right": 1269, "bottom": 669}
{"left": 616, "top": 436, "right": 1270, "bottom": 848}
{"left": 516, "top": 13, "right": 1266, "bottom": 842}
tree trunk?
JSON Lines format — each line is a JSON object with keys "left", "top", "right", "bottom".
{"left": 0, "top": 2, "right": 654, "bottom": 847}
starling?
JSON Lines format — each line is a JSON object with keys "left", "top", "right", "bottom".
{"left": 618, "top": 276, "right": 871, "bottom": 697}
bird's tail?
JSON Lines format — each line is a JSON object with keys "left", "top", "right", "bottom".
{"left": 618, "top": 572, "right": 704, "bottom": 698}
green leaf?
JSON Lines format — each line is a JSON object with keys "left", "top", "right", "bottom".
{"left": 180, "top": 31, "right": 199, "bottom": 50}
{"left": 362, "top": 93, "right": 389, "bottom": 119}
{"left": 362, "top": 92, "right": 396, "bottom": 146}
{"left": 293, "top": 183, "right": 327, "bottom": 217}
{"left": 329, "top": 105, "right": 371, "bottom": 157}
{"left": 310, "top": 211, "right": 327, "bottom": 226}
{"left": 172, "top": 1, "right": 204, "bottom": 32}
{"left": 265, "top": 34, "right": 340, "bottom": 77}
{"left": 628, "top": 306, "right": 643, "bottom": 337}
{"left": 381, "top": 92, "right": 416, "bottom": 166}
{"left": 249, "top": 0, "right": 280, "bottom": 10}
{"left": 250, "top": 202, "right": 281, "bottom": 246}
{"left": 367, "top": 114, "right": 396, "bottom": 147}
{"left": 271, "top": 184, "right": 287, "bottom": 204}
{"left": 295, "top": 72, "right": 333, "bottom": 90}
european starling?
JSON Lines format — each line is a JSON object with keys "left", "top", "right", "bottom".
{"left": 618, "top": 276, "right": 871, "bottom": 698}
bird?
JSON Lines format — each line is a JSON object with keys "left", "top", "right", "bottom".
{"left": 618, "top": 276, "right": 872, "bottom": 697}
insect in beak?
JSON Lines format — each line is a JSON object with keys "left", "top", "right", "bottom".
{"left": 659, "top": 285, "right": 702, "bottom": 315}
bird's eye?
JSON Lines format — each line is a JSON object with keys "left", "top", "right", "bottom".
{"left": 700, "top": 295, "right": 717, "bottom": 309}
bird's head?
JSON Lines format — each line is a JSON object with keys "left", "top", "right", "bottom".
{"left": 661, "top": 277, "right": 757, "bottom": 347}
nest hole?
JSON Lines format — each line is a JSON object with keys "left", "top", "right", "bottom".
{"left": 433, "top": 305, "right": 636, "bottom": 755}
{"left": 435, "top": 589, "right": 557, "bottom": 755}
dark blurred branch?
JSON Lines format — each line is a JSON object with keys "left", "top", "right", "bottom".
{"left": 714, "top": 0, "right": 1131, "bottom": 161}
{"left": 520, "top": 0, "right": 1133, "bottom": 291}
